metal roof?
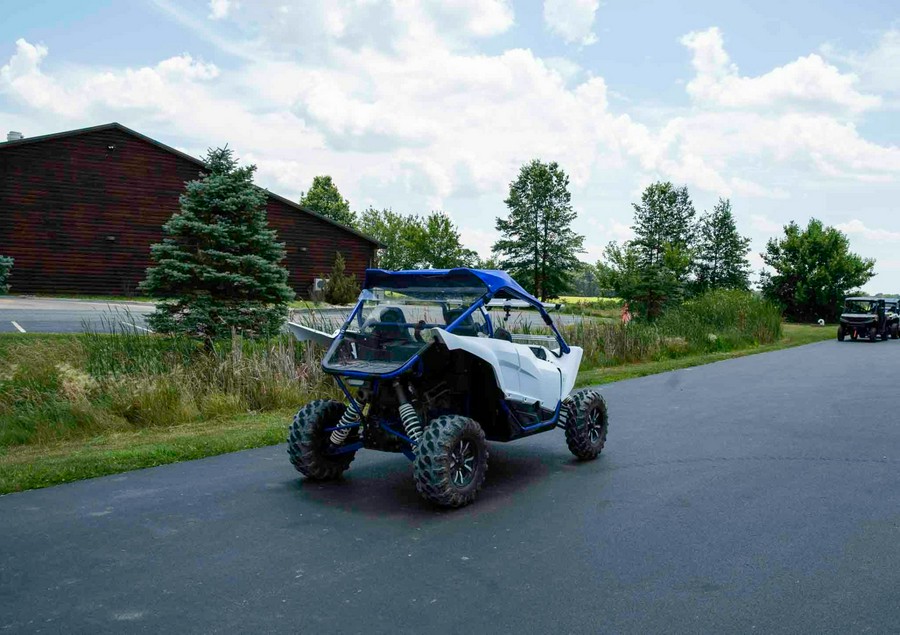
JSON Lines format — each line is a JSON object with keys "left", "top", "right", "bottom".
{"left": 363, "top": 268, "right": 539, "bottom": 304}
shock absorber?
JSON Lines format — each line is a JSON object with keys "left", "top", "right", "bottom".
{"left": 394, "top": 383, "right": 423, "bottom": 443}
{"left": 329, "top": 403, "right": 361, "bottom": 445}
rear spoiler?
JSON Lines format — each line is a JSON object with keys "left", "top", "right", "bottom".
{"left": 287, "top": 322, "right": 338, "bottom": 346}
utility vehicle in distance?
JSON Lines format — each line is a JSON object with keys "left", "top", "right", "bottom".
{"left": 287, "top": 268, "right": 608, "bottom": 507}
{"left": 838, "top": 297, "right": 890, "bottom": 342}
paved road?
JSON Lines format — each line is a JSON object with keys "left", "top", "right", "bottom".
{"left": 0, "top": 297, "right": 153, "bottom": 333}
{"left": 2, "top": 339, "right": 899, "bottom": 633}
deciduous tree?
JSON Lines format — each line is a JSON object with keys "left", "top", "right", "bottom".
{"left": 759, "top": 218, "right": 875, "bottom": 321}
{"left": 300, "top": 175, "right": 357, "bottom": 228}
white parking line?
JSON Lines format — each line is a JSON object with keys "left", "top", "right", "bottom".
{"left": 120, "top": 321, "right": 154, "bottom": 333}
{"left": 11, "top": 321, "right": 26, "bottom": 333}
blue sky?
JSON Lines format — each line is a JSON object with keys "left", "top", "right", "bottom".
{"left": 2, "top": 1, "right": 899, "bottom": 288}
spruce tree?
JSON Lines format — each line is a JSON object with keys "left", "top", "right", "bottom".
{"left": 323, "top": 252, "right": 360, "bottom": 305}
{"left": 0, "top": 255, "right": 12, "bottom": 294}
{"left": 493, "top": 160, "right": 585, "bottom": 300}
{"left": 141, "top": 147, "right": 295, "bottom": 340}
{"left": 300, "top": 176, "right": 357, "bottom": 228}
{"left": 692, "top": 198, "right": 752, "bottom": 293}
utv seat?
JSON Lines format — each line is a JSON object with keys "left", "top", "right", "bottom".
{"left": 493, "top": 328, "right": 513, "bottom": 342}
{"left": 444, "top": 308, "right": 479, "bottom": 337}
{"left": 371, "top": 307, "right": 410, "bottom": 341}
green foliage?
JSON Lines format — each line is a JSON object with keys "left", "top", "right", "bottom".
{"left": 559, "top": 289, "right": 782, "bottom": 368}
{"left": 0, "top": 255, "right": 13, "bottom": 294}
{"left": 691, "top": 199, "right": 751, "bottom": 293}
{"left": 493, "top": 160, "right": 585, "bottom": 300}
{"left": 323, "top": 252, "right": 360, "bottom": 304}
{"left": 140, "top": 147, "right": 295, "bottom": 340}
{"left": 604, "top": 182, "right": 696, "bottom": 318}
{"left": 300, "top": 175, "right": 357, "bottom": 228}
{"left": 0, "top": 325, "right": 337, "bottom": 449}
{"left": 759, "top": 218, "right": 875, "bottom": 321}
{"left": 359, "top": 208, "right": 475, "bottom": 270}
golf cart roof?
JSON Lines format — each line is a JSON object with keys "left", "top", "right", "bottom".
{"left": 363, "top": 268, "right": 539, "bottom": 304}
{"left": 845, "top": 296, "right": 881, "bottom": 302}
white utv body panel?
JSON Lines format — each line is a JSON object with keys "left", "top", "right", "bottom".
{"left": 433, "top": 329, "right": 583, "bottom": 410}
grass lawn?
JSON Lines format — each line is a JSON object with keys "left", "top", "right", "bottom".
{"left": 0, "top": 323, "right": 834, "bottom": 495}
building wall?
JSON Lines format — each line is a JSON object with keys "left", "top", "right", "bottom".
{"left": 0, "top": 127, "right": 376, "bottom": 295}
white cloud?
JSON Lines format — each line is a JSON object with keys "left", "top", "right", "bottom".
{"left": 823, "top": 30, "right": 900, "bottom": 97}
{"left": 681, "top": 27, "right": 881, "bottom": 113}
{"left": 5, "top": 8, "right": 900, "bottom": 282}
{"left": 208, "top": 0, "right": 232, "bottom": 20}
{"left": 543, "top": 0, "right": 599, "bottom": 45}
{"left": 836, "top": 219, "right": 900, "bottom": 242}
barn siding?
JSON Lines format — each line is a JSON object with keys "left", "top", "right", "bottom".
{"left": 0, "top": 126, "right": 377, "bottom": 296}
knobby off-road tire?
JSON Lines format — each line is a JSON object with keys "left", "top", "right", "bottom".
{"left": 870, "top": 326, "right": 878, "bottom": 342}
{"left": 413, "top": 415, "right": 488, "bottom": 508}
{"left": 564, "top": 389, "right": 609, "bottom": 461}
{"left": 837, "top": 327, "right": 845, "bottom": 341}
{"left": 892, "top": 324, "right": 899, "bottom": 340}
{"left": 287, "top": 399, "right": 357, "bottom": 480}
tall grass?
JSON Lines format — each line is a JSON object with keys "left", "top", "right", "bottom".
{"left": 560, "top": 289, "right": 782, "bottom": 368}
{"left": 0, "top": 320, "right": 335, "bottom": 448}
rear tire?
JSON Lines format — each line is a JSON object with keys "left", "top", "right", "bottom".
{"left": 837, "top": 326, "right": 845, "bottom": 341}
{"left": 892, "top": 324, "right": 899, "bottom": 340}
{"left": 870, "top": 326, "right": 878, "bottom": 342}
{"left": 287, "top": 400, "right": 357, "bottom": 480}
{"left": 413, "top": 415, "right": 488, "bottom": 508}
{"left": 564, "top": 389, "right": 609, "bottom": 461}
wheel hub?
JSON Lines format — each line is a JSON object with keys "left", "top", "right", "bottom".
{"left": 449, "top": 439, "right": 476, "bottom": 486}
{"left": 587, "top": 408, "right": 604, "bottom": 444}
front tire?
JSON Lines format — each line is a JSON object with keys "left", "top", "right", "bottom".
{"left": 413, "top": 415, "right": 488, "bottom": 508}
{"left": 837, "top": 326, "right": 845, "bottom": 342}
{"left": 565, "top": 389, "right": 609, "bottom": 460}
{"left": 870, "top": 326, "right": 878, "bottom": 342}
{"left": 287, "top": 400, "right": 357, "bottom": 480}
{"left": 892, "top": 324, "right": 899, "bottom": 340}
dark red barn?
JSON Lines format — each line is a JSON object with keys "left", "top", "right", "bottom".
{"left": 0, "top": 123, "right": 379, "bottom": 296}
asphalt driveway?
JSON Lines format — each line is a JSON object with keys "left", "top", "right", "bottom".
{"left": 1, "top": 338, "right": 898, "bottom": 633}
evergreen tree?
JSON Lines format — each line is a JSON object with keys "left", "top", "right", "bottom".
{"left": 692, "top": 198, "right": 752, "bottom": 293}
{"left": 141, "top": 147, "right": 294, "bottom": 340}
{"left": 323, "top": 252, "right": 360, "bottom": 305}
{"left": 0, "top": 255, "right": 12, "bottom": 294}
{"left": 493, "top": 160, "right": 585, "bottom": 300}
{"left": 605, "top": 182, "right": 695, "bottom": 318}
{"left": 760, "top": 218, "right": 875, "bottom": 321}
{"left": 300, "top": 175, "right": 357, "bottom": 228}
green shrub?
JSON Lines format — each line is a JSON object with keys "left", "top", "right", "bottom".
{"left": 323, "top": 252, "right": 360, "bottom": 305}
{"left": 0, "top": 256, "right": 13, "bottom": 294}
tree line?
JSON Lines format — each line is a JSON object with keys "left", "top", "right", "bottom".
{"left": 139, "top": 148, "right": 876, "bottom": 341}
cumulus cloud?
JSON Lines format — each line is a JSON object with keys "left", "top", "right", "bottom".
{"left": 543, "top": 0, "right": 599, "bottom": 45}
{"left": 681, "top": 27, "right": 880, "bottom": 113}
{"left": 823, "top": 29, "right": 900, "bottom": 99}
{"left": 4, "top": 7, "right": 900, "bottom": 283}
{"left": 836, "top": 219, "right": 900, "bottom": 242}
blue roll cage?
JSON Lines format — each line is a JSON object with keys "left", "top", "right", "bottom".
{"left": 321, "top": 268, "right": 571, "bottom": 458}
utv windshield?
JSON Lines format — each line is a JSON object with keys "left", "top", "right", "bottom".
{"left": 322, "top": 285, "right": 489, "bottom": 375}
{"left": 844, "top": 300, "right": 878, "bottom": 314}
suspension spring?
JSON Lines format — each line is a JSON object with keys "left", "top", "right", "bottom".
{"left": 330, "top": 404, "right": 361, "bottom": 445}
{"left": 394, "top": 383, "right": 423, "bottom": 443}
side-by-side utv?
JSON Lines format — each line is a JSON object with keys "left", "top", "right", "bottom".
{"left": 287, "top": 268, "right": 609, "bottom": 508}
{"left": 838, "top": 297, "right": 893, "bottom": 342}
